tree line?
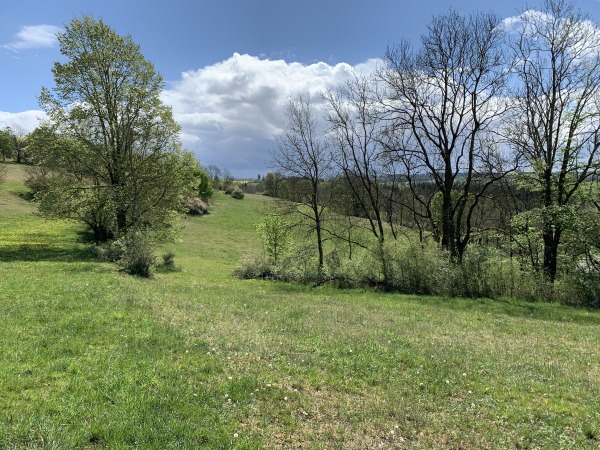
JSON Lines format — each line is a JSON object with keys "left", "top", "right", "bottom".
{"left": 255, "top": 0, "right": 599, "bottom": 304}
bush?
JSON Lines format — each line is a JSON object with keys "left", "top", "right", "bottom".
{"left": 120, "top": 231, "right": 156, "bottom": 278}
{"left": 234, "top": 253, "right": 272, "bottom": 279}
{"left": 235, "top": 233, "right": 599, "bottom": 306}
{"left": 182, "top": 196, "right": 208, "bottom": 215}
{"left": 450, "top": 247, "right": 509, "bottom": 298}
{"left": 359, "top": 241, "right": 448, "bottom": 294}
{"left": 24, "top": 170, "right": 50, "bottom": 198}
{"left": 230, "top": 186, "right": 244, "bottom": 199}
{"left": 162, "top": 251, "right": 176, "bottom": 270}
{"left": 554, "top": 271, "right": 600, "bottom": 308}
{"left": 97, "top": 238, "right": 127, "bottom": 262}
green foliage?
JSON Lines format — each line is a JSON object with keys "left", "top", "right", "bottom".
{"left": 180, "top": 152, "right": 213, "bottom": 201}
{"left": 0, "top": 128, "right": 14, "bottom": 162}
{"left": 35, "top": 17, "right": 192, "bottom": 243}
{"left": 161, "top": 251, "right": 177, "bottom": 270}
{"left": 119, "top": 231, "right": 156, "bottom": 278}
{"left": 197, "top": 169, "right": 214, "bottom": 200}
{"left": 256, "top": 213, "right": 292, "bottom": 265}
{"left": 234, "top": 253, "right": 272, "bottom": 279}
{"left": 230, "top": 186, "right": 244, "bottom": 199}
{"left": 263, "top": 172, "right": 280, "bottom": 197}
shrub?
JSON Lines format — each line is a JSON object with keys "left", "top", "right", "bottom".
{"left": 364, "top": 241, "right": 448, "bottom": 294}
{"left": 554, "top": 271, "right": 600, "bottom": 308}
{"left": 182, "top": 196, "right": 208, "bottom": 215}
{"left": 450, "top": 247, "right": 505, "bottom": 298}
{"left": 162, "top": 251, "right": 176, "bottom": 270}
{"left": 236, "top": 231, "right": 599, "bottom": 305}
{"left": 256, "top": 213, "right": 292, "bottom": 264}
{"left": 97, "top": 238, "right": 127, "bottom": 262}
{"left": 120, "top": 231, "right": 156, "bottom": 278}
{"left": 276, "top": 242, "right": 323, "bottom": 284}
{"left": 24, "top": 170, "right": 50, "bottom": 198}
{"left": 230, "top": 186, "right": 244, "bottom": 199}
{"left": 234, "top": 253, "right": 272, "bottom": 279}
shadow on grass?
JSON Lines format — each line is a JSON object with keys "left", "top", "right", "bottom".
{"left": 408, "top": 294, "right": 600, "bottom": 326}
{"left": 0, "top": 243, "right": 97, "bottom": 263}
{"left": 262, "top": 280, "right": 600, "bottom": 326}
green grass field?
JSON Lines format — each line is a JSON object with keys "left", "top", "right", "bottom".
{"left": 1, "top": 163, "right": 599, "bottom": 449}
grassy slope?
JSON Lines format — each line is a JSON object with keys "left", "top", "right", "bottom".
{"left": 1, "top": 163, "right": 599, "bottom": 449}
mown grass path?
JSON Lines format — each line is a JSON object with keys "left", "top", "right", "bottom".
{"left": 1, "top": 164, "right": 599, "bottom": 449}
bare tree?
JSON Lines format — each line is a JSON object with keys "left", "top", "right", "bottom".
{"left": 508, "top": 0, "right": 600, "bottom": 281}
{"left": 272, "top": 95, "right": 333, "bottom": 269}
{"left": 381, "top": 9, "right": 513, "bottom": 261}
{"left": 324, "top": 75, "right": 389, "bottom": 243}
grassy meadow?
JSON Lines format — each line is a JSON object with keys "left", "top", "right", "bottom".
{"left": 1, "top": 163, "right": 599, "bottom": 449}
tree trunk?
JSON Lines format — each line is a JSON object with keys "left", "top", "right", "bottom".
{"left": 543, "top": 225, "right": 561, "bottom": 282}
{"left": 314, "top": 208, "right": 324, "bottom": 269}
{"left": 441, "top": 189, "right": 457, "bottom": 259}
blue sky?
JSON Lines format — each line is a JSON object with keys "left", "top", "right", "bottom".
{"left": 2, "top": 0, "right": 600, "bottom": 177}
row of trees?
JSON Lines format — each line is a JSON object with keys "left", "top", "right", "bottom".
{"left": 268, "top": 0, "right": 600, "bottom": 290}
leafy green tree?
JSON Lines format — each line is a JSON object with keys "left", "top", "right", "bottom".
{"left": 508, "top": 0, "right": 600, "bottom": 281}
{"left": 37, "top": 16, "right": 191, "bottom": 242}
{"left": 263, "top": 171, "right": 285, "bottom": 197}
{"left": 195, "top": 166, "right": 214, "bottom": 201}
{"left": 0, "top": 128, "right": 14, "bottom": 162}
{"left": 256, "top": 213, "right": 292, "bottom": 265}
{"left": 6, "top": 124, "right": 28, "bottom": 164}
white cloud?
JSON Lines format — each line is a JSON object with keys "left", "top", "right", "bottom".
{"left": 3, "top": 25, "right": 62, "bottom": 52}
{"left": 2, "top": 54, "right": 382, "bottom": 178}
{"left": 0, "top": 110, "right": 45, "bottom": 131}
{"left": 162, "top": 53, "right": 381, "bottom": 177}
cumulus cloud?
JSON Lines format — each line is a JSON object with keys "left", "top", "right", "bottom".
{"left": 162, "top": 53, "right": 381, "bottom": 177}
{"left": 503, "top": 9, "right": 600, "bottom": 66}
{"left": 0, "top": 110, "right": 46, "bottom": 131}
{"left": 2, "top": 53, "right": 382, "bottom": 179}
{"left": 3, "top": 25, "right": 62, "bottom": 52}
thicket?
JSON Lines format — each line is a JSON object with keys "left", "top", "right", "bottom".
{"left": 237, "top": 220, "right": 599, "bottom": 307}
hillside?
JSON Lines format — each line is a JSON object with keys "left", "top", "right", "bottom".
{"left": 1, "top": 163, "right": 599, "bottom": 449}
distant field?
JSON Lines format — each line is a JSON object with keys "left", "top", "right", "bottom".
{"left": 1, "top": 163, "right": 599, "bottom": 449}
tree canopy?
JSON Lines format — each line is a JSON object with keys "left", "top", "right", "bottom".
{"left": 35, "top": 16, "right": 195, "bottom": 242}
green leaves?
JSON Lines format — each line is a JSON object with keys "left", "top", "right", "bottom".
{"left": 256, "top": 213, "right": 293, "bottom": 265}
{"left": 36, "top": 16, "right": 193, "bottom": 243}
